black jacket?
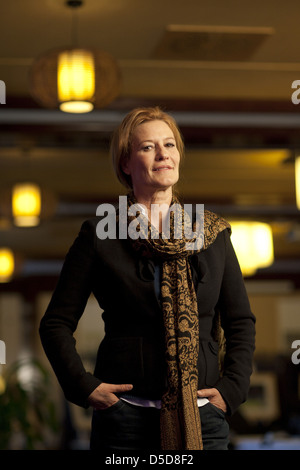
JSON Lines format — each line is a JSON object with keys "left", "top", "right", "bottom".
{"left": 39, "top": 215, "right": 255, "bottom": 415}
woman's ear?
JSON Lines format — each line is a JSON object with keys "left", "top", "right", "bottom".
{"left": 121, "top": 157, "right": 131, "bottom": 175}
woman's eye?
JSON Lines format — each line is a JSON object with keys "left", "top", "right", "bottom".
{"left": 142, "top": 145, "right": 152, "bottom": 151}
{"left": 166, "top": 142, "right": 175, "bottom": 147}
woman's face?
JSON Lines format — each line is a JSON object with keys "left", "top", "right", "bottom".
{"left": 123, "top": 120, "right": 180, "bottom": 196}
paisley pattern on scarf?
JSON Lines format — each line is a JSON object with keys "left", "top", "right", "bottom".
{"left": 126, "top": 193, "right": 230, "bottom": 450}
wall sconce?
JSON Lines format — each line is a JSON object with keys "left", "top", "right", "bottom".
{"left": 230, "top": 221, "right": 274, "bottom": 276}
{"left": 0, "top": 248, "right": 15, "bottom": 283}
{"left": 12, "top": 183, "right": 41, "bottom": 227}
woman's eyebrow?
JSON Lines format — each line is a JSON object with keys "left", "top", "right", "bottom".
{"left": 139, "top": 137, "right": 175, "bottom": 144}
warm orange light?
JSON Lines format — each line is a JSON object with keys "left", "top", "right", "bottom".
{"left": 0, "top": 248, "right": 14, "bottom": 282}
{"left": 296, "top": 155, "right": 300, "bottom": 210}
{"left": 12, "top": 183, "right": 41, "bottom": 227}
{"left": 230, "top": 221, "right": 274, "bottom": 276}
{"left": 57, "top": 49, "right": 95, "bottom": 113}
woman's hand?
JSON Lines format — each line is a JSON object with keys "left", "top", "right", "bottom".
{"left": 88, "top": 382, "right": 133, "bottom": 410}
{"left": 197, "top": 387, "right": 227, "bottom": 413}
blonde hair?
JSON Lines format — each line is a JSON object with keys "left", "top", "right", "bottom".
{"left": 110, "top": 106, "right": 184, "bottom": 189}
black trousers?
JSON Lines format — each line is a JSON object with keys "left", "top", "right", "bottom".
{"left": 90, "top": 400, "right": 229, "bottom": 451}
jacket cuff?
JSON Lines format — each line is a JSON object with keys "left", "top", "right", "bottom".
{"left": 215, "top": 374, "right": 251, "bottom": 416}
{"left": 64, "top": 373, "right": 102, "bottom": 409}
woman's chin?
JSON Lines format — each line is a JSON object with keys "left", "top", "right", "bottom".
{"left": 152, "top": 174, "right": 179, "bottom": 189}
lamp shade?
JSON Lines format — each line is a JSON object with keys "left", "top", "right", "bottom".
{"left": 12, "top": 183, "right": 41, "bottom": 227}
{"left": 29, "top": 46, "right": 121, "bottom": 112}
{"left": 230, "top": 221, "right": 274, "bottom": 276}
{"left": 0, "top": 248, "right": 14, "bottom": 282}
{"left": 57, "top": 49, "right": 95, "bottom": 113}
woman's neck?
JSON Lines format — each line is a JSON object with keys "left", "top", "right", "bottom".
{"left": 133, "top": 188, "right": 173, "bottom": 232}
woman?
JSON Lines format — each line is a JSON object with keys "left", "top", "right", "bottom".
{"left": 39, "top": 106, "right": 255, "bottom": 451}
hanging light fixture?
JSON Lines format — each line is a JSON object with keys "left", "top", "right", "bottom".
{"left": 230, "top": 221, "right": 274, "bottom": 276}
{"left": 295, "top": 155, "right": 300, "bottom": 210}
{"left": 57, "top": 48, "right": 95, "bottom": 113}
{"left": 0, "top": 248, "right": 15, "bottom": 283}
{"left": 12, "top": 183, "right": 41, "bottom": 227}
{"left": 29, "top": 0, "right": 121, "bottom": 113}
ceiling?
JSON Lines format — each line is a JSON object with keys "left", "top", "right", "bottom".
{"left": 1, "top": 0, "right": 300, "bottom": 289}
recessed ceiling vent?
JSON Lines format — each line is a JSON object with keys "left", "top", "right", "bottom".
{"left": 152, "top": 25, "right": 274, "bottom": 61}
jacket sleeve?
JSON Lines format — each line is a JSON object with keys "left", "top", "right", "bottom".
{"left": 39, "top": 219, "right": 102, "bottom": 407}
{"left": 215, "top": 229, "right": 256, "bottom": 415}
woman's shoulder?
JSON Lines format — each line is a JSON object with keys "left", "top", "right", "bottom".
{"left": 203, "top": 210, "right": 231, "bottom": 249}
{"left": 204, "top": 209, "right": 230, "bottom": 230}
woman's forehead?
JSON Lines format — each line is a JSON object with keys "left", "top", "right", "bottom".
{"left": 132, "top": 120, "right": 174, "bottom": 141}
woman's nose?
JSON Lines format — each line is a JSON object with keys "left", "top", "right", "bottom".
{"left": 156, "top": 145, "right": 169, "bottom": 159}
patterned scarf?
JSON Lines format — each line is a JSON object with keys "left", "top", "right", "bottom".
{"left": 126, "top": 193, "right": 230, "bottom": 450}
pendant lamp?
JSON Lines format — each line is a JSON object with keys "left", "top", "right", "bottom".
{"left": 57, "top": 48, "right": 95, "bottom": 113}
{"left": 12, "top": 183, "right": 41, "bottom": 227}
{"left": 29, "top": 1, "right": 121, "bottom": 113}
{"left": 0, "top": 248, "right": 15, "bottom": 283}
{"left": 230, "top": 221, "right": 274, "bottom": 276}
{"left": 295, "top": 155, "right": 300, "bottom": 210}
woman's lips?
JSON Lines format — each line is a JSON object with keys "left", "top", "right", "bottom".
{"left": 153, "top": 166, "right": 173, "bottom": 171}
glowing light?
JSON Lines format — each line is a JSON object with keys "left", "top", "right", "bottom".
{"left": 0, "top": 248, "right": 14, "bottom": 282}
{"left": 57, "top": 49, "right": 95, "bottom": 113}
{"left": 12, "top": 183, "right": 41, "bottom": 227}
{"left": 230, "top": 221, "right": 274, "bottom": 276}
{"left": 295, "top": 155, "right": 300, "bottom": 210}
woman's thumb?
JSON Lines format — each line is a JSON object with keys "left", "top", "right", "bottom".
{"left": 114, "top": 383, "right": 133, "bottom": 393}
{"left": 197, "top": 388, "right": 213, "bottom": 397}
